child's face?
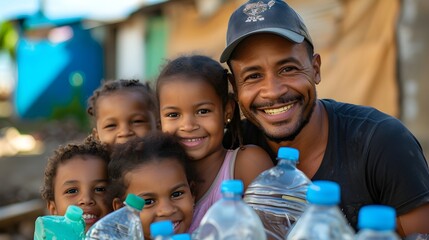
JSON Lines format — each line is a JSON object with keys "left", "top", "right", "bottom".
{"left": 94, "top": 90, "right": 155, "bottom": 146}
{"left": 47, "top": 155, "right": 111, "bottom": 232}
{"left": 159, "top": 78, "right": 231, "bottom": 161}
{"left": 120, "top": 159, "right": 194, "bottom": 239}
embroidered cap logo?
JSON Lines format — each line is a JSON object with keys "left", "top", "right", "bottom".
{"left": 243, "top": 0, "right": 275, "bottom": 22}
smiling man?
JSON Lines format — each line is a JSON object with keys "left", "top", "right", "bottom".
{"left": 221, "top": 0, "right": 429, "bottom": 237}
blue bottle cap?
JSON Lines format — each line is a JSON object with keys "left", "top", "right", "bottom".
{"left": 65, "top": 205, "right": 83, "bottom": 221}
{"left": 221, "top": 179, "right": 244, "bottom": 195}
{"left": 277, "top": 147, "right": 299, "bottom": 162}
{"left": 358, "top": 205, "right": 396, "bottom": 231}
{"left": 125, "top": 193, "right": 145, "bottom": 211}
{"left": 150, "top": 220, "right": 174, "bottom": 237}
{"left": 307, "top": 180, "right": 340, "bottom": 205}
{"left": 172, "top": 233, "right": 191, "bottom": 240}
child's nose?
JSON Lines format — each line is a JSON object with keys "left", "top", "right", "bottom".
{"left": 156, "top": 200, "right": 177, "bottom": 217}
{"left": 180, "top": 116, "right": 199, "bottom": 132}
{"left": 78, "top": 193, "right": 95, "bottom": 206}
{"left": 118, "top": 124, "right": 134, "bottom": 137}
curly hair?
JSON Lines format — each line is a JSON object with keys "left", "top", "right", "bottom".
{"left": 107, "top": 132, "right": 198, "bottom": 203}
{"left": 40, "top": 135, "right": 111, "bottom": 202}
{"left": 87, "top": 79, "right": 158, "bottom": 127}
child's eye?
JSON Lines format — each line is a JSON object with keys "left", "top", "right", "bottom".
{"left": 166, "top": 112, "right": 179, "bottom": 118}
{"left": 65, "top": 188, "right": 78, "bottom": 194}
{"left": 94, "top": 186, "right": 106, "bottom": 193}
{"left": 144, "top": 199, "right": 155, "bottom": 206}
{"left": 197, "top": 109, "right": 210, "bottom": 115}
{"left": 104, "top": 124, "right": 116, "bottom": 129}
{"left": 133, "top": 119, "right": 147, "bottom": 124}
{"left": 171, "top": 191, "right": 184, "bottom": 198}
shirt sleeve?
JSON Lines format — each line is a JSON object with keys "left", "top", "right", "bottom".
{"left": 367, "top": 117, "right": 429, "bottom": 215}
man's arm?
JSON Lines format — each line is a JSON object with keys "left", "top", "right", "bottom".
{"left": 397, "top": 203, "right": 429, "bottom": 237}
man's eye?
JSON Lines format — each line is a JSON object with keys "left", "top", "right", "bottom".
{"left": 281, "top": 66, "right": 297, "bottom": 73}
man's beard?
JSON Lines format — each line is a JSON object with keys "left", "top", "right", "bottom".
{"left": 264, "top": 99, "right": 316, "bottom": 143}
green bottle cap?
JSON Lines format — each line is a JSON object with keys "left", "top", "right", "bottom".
{"left": 125, "top": 193, "right": 145, "bottom": 211}
{"left": 65, "top": 205, "right": 83, "bottom": 221}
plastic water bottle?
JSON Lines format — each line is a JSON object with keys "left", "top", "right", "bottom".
{"left": 34, "top": 205, "right": 85, "bottom": 240}
{"left": 243, "top": 147, "right": 311, "bottom": 239}
{"left": 355, "top": 205, "right": 400, "bottom": 240}
{"left": 151, "top": 220, "right": 174, "bottom": 240}
{"left": 286, "top": 180, "right": 355, "bottom": 240}
{"left": 85, "top": 193, "right": 145, "bottom": 239}
{"left": 172, "top": 233, "right": 192, "bottom": 240}
{"left": 193, "top": 179, "right": 267, "bottom": 240}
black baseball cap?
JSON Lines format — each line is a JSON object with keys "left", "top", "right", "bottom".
{"left": 220, "top": 0, "right": 313, "bottom": 63}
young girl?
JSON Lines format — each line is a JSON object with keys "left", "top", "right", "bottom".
{"left": 108, "top": 132, "right": 196, "bottom": 239}
{"left": 156, "top": 54, "right": 274, "bottom": 232}
{"left": 40, "top": 136, "right": 112, "bottom": 232}
{"left": 86, "top": 79, "right": 158, "bottom": 147}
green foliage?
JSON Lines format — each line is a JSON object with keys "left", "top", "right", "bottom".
{"left": 0, "top": 21, "right": 18, "bottom": 59}
{"left": 50, "top": 85, "right": 90, "bottom": 132}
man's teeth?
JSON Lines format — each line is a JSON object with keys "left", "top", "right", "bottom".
{"left": 264, "top": 104, "right": 293, "bottom": 115}
{"left": 83, "top": 214, "right": 97, "bottom": 219}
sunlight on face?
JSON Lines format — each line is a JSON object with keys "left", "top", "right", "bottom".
{"left": 48, "top": 155, "right": 111, "bottom": 232}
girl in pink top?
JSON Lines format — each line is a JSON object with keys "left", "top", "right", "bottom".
{"left": 156, "top": 55, "right": 274, "bottom": 232}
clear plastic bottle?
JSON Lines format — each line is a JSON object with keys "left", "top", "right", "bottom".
{"left": 193, "top": 179, "right": 267, "bottom": 240}
{"left": 243, "top": 147, "right": 312, "bottom": 239}
{"left": 34, "top": 205, "right": 85, "bottom": 240}
{"left": 151, "top": 220, "right": 174, "bottom": 240}
{"left": 285, "top": 180, "right": 355, "bottom": 240}
{"left": 85, "top": 193, "right": 145, "bottom": 239}
{"left": 355, "top": 205, "right": 400, "bottom": 240}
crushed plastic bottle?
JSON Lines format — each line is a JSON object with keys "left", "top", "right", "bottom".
{"left": 85, "top": 193, "right": 145, "bottom": 239}
{"left": 243, "top": 147, "right": 312, "bottom": 239}
{"left": 193, "top": 179, "right": 267, "bottom": 240}
{"left": 34, "top": 205, "right": 85, "bottom": 240}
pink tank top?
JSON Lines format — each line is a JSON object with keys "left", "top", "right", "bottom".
{"left": 188, "top": 148, "right": 239, "bottom": 233}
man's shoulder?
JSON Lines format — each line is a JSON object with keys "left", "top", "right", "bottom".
{"left": 321, "top": 99, "right": 395, "bottom": 124}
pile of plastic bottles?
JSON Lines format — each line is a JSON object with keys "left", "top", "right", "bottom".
{"left": 33, "top": 147, "right": 411, "bottom": 240}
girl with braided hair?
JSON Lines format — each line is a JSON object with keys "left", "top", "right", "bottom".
{"left": 87, "top": 79, "right": 158, "bottom": 147}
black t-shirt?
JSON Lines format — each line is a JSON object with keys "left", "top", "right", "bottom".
{"left": 225, "top": 99, "right": 429, "bottom": 229}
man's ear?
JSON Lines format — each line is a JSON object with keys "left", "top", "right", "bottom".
{"left": 227, "top": 72, "right": 238, "bottom": 94}
{"left": 112, "top": 197, "right": 125, "bottom": 210}
{"left": 312, "top": 53, "right": 322, "bottom": 85}
{"left": 47, "top": 200, "right": 58, "bottom": 215}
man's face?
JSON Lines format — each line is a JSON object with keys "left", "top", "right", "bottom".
{"left": 229, "top": 33, "right": 321, "bottom": 142}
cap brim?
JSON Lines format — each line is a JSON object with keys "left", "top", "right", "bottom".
{"left": 220, "top": 28, "right": 305, "bottom": 63}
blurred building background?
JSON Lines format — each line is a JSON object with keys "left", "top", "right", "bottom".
{"left": 0, "top": 0, "right": 428, "bottom": 239}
